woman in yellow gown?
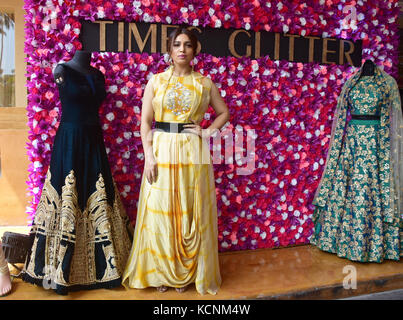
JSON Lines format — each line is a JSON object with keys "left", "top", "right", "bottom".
{"left": 122, "top": 27, "right": 230, "bottom": 295}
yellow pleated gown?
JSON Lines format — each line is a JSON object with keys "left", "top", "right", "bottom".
{"left": 122, "top": 67, "right": 222, "bottom": 295}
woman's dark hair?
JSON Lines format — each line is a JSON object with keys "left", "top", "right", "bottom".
{"left": 168, "top": 27, "right": 198, "bottom": 57}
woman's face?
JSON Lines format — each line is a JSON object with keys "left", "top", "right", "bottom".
{"left": 170, "top": 33, "right": 194, "bottom": 67}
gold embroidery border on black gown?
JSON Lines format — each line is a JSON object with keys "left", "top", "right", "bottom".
{"left": 23, "top": 169, "right": 132, "bottom": 289}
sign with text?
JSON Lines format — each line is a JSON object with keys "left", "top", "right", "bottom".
{"left": 80, "top": 20, "right": 362, "bottom": 66}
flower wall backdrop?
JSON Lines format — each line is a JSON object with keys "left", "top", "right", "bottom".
{"left": 24, "top": 0, "right": 400, "bottom": 252}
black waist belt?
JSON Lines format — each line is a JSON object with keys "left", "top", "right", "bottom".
{"left": 155, "top": 121, "right": 193, "bottom": 133}
{"left": 351, "top": 114, "right": 380, "bottom": 120}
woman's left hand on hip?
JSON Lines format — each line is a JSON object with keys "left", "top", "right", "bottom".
{"left": 183, "top": 123, "right": 203, "bottom": 136}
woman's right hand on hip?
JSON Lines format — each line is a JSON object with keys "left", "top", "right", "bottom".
{"left": 144, "top": 152, "right": 158, "bottom": 184}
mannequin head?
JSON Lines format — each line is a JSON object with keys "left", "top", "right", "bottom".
{"left": 68, "top": 50, "right": 92, "bottom": 69}
{"left": 361, "top": 59, "right": 375, "bottom": 77}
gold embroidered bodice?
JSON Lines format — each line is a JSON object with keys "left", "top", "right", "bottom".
{"left": 348, "top": 76, "right": 382, "bottom": 115}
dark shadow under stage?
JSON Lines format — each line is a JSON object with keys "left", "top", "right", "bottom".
{"left": 1, "top": 226, "right": 402, "bottom": 300}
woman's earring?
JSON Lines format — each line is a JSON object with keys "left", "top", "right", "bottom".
{"left": 191, "top": 58, "right": 195, "bottom": 72}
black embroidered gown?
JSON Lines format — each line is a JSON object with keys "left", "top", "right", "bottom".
{"left": 22, "top": 63, "right": 133, "bottom": 295}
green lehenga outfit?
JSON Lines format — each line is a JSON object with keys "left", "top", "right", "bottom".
{"left": 311, "top": 66, "right": 403, "bottom": 262}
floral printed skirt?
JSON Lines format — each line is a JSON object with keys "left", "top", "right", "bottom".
{"left": 311, "top": 119, "right": 402, "bottom": 262}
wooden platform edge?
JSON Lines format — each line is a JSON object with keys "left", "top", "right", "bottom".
{"left": 250, "top": 274, "right": 403, "bottom": 300}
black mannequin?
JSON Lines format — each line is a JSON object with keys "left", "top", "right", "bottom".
{"left": 53, "top": 50, "right": 97, "bottom": 85}
{"left": 360, "top": 59, "right": 375, "bottom": 77}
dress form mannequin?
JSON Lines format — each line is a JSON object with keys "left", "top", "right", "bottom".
{"left": 53, "top": 50, "right": 97, "bottom": 85}
{"left": 23, "top": 47, "right": 132, "bottom": 294}
{"left": 360, "top": 59, "right": 375, "bottom": 77}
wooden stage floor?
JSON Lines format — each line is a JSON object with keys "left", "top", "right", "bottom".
{"left": 1, "top": 226, "right": 402, "bottom": 300}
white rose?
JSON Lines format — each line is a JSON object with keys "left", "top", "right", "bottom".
{"left": 106, "top": 113, "right": 115, "bottom": 121}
